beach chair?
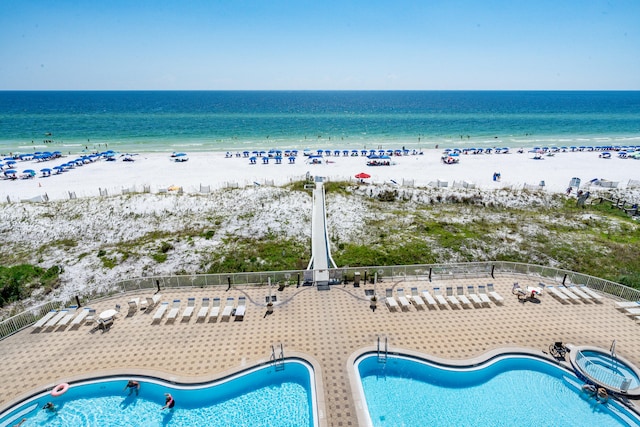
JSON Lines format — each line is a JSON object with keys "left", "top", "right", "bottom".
{"left": 197, "top": 298, "right": 210, "bottom": 321}
{"left": 145, "top": 294, "right": 163, "bottom": 312}
{"left": 421, "top": 290, "right": 438, "bottom": 309}
{"left": 396, "top": 289, "right": 411, "bottom": 311}
{"left": 432, "top": 287, "right": 448, "bottom": 307}
{"left": 385, "top": 289, "right": 399, "bottom": 311}
{"left": 56, "top": 307, "right": 78, "bottom": 328}
{"left": 615, "top": 301, "right": 640, "bottom": 310}
{"left": 209, "top": 298, "right": 221, "bottom": 322}
{"left": 44, "top": 310, "right": 68, "bottom": 330}
{"left": 152, "top": 302, "right": 169, "bottom": 323}
{"left": 558, "top": 286, "right": 581, "bottom": 303}
{"left": 567, "top": 285, "right": 592, "bottom": 302}
{"left": 128, "top": 298, "right": 140, "bottom": 315}
{"left": 625, "top": 308, "right": 640, "bottom": 317}
{"left": 235, "top": 296, "right": 246, "bottom": 320}
{"left": 486, "top": 284, "right": 504, "bottom": 304}
{"left": 410, "top": 287, "right": 425, "bottom": 309}
{"left": 546, "top": 285, "right": 569, "bottom": 304}
{"left": 477, "top": 286, "right": 492, "bottom": 307}
{"left": 222, "top": 297, "right": 235, "bottom": 320}
{"left": 32, "top": 310, "right": 57, "bottom": 329}
{"left": 467, "top": 286, "right": 483, "bottom": 307}
{"left": 84, "top": 309, "right": 97, "bottom": 324}
{"left": 445, "top": 287, "right": 460, "bottom": 309}
{"left": 71, "top": 307, "right": 91, "bottom": 327}
{"left": 456, "top": 286, "right": 472, "bottom": 308}
{"left": 167, "top": 300, "right": 181, "bottom": 321}
{"left": 181, "top": 298, "right": 196, "bottom": 321}
{"left": 579, "top": 286, "right": 603, "bottom": 303}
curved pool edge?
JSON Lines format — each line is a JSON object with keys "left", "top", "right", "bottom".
{"left": 346, "top": 345, "right": 594, "bottom": 427}
{"left": 0, "top": 350, "right": 327, "bottom": 427}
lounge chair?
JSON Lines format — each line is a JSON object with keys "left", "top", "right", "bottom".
{"left": 445, "top": 287, "right": 460, "bottom": 309}
{"left": 467, "top": 286, "right": 483, "bottom": 307}
{"left": 625, "top": 308, "right": 640, "bottom": 316}
{"left": 235, "top": 296, "right": 246, "bottom": 320}
{"left": 71, "top": 307, "right": 91, "bottom": 327}
{"left": 476, "top": 285, "right": 492, "bottom": 306}
{"left": 558, "top": 286, "right": 581, "bottom": 303}
{"left": 396, "top": 289, "right": 411, "bottom": 310}
{"left": 32, "top": 310, "right": 57, "bottom": 329}
{"left": 486, "top": 283, "right": 504, "bottom": 304}
{"left": 167, "top": 300, "right": 181, "bottom": 321}
{"left": 221, "top": 297, "right": 235, "bottom": 320}
{"left": 209, "top": 297, "right": 221, "bottom": 322}
{"left": 44, "top": 310, "right": 68, "bottom": 330}
{"left": 145, "top": 294, "right": 163, "bottom": 312}
{"left": 615, "top": 301, "right": 640, "bottom": 310}
{"left": 421, "top": 290, "right": 437, "bottom": 308}
{"left": 410, "top": 287, "right": 425, "bottom": 309}
{"left": 432, "top": 287, "right": 448, "bottom": 307}
{"left": 56, "top": 307, "right": 78, "bottom": 328}
{"left": 84, "top": 309, "right": 96, "bottom": 324}
{"left": 567, "top": 285, "right": 592, "bottom": 302}
{"left": 197, "top": 297, "right": 210, "bottom": 320}
{"left": 128, "top": 298, "right": 140, "bottom": 315}
{"left": 181, "top": 297, "right": 196, "bottom": 321}
{"left": 152, "top": 302, "right": 169, "bottom": 322}
{"left": 546, "top": 285, "right": 569, "bottom": 303}
{"left": 579, "top": 286, "right": 603, "bottom": 302}
{"left": 456, "top": 286, "right": 472, "bottom": 308}
{"left": 385, "top": 289, "right": 399, "bottom": 311}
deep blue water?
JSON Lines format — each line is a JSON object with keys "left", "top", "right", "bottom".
{"left": 0, "top": 91, "right": 638, "bottom": 153}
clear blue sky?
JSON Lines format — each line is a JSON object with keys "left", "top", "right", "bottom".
{"left": 1, "top": 0, "right": 638, "bottom": 90}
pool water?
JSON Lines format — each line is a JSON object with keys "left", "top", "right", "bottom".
{"left": 357, "top": 354, "right": 639, "bottom": 427}
{"left": 579, "top": 350, "right": 640, "bottom": 390}
{"left": 0, "top": 360, "right": 315, "bottom": 427}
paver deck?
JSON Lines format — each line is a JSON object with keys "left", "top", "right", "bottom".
{"left": 1, "top": 275, "right": 640, "bottom": 425}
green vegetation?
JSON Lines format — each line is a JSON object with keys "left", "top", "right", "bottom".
{"left": 0, "top": 264, "right": 61, "bottom": 307}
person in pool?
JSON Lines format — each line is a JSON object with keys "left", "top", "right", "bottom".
{"left": 42, "top": 402, "right": 56, "bottom": 412}
{"left": 161, "top": 393, "right": 175, "bottom": 410}
{"left": 123, "top": 380, "right": 140, "bottom": 396}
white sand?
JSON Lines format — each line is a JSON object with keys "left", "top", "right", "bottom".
{"left": 2, "top": 149, "right": 639, "bottom": 201}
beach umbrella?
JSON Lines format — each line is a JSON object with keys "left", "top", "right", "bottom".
{"left": 355, "top": 172, "right": 371, "bottom": 179}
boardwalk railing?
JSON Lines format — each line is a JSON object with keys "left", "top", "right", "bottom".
{"left": 2, "top": 262, "right": 640, "bottom": 341}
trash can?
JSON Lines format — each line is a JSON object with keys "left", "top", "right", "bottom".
{"left": 569, "top": 177, "right": 581, "bottom": 188}
{"left": 354, "top": 272, "right": 360, "bottom": 287}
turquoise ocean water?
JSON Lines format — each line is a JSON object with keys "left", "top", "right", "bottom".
{"left": 0, "top": 91, "right": 639, "bottom": 155}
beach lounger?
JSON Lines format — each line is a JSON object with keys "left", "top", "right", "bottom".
{"left": 32, "top": 310, "right": 57, "bottom": 329}
{"left": 567, "top": 285, "right": 592, "bottom": 302}
{"left": 396, "top": 289, "right": 411, "bottom": 310}
{"left": 432, "top": 287, "right": 448, "bottom": 307}
{"left": 579, "top": 286, "right": 603, "bottom": 302}
{"left": 71, "top": 307, "right": 91, "bottom": 327}
{"left": 152, "top": 302, "right": 169, "bottom": 323}
{"left": 486, "top": 283, "right": 504, "bottom": 304}
{"left": 467, "top": 286, "right": 483, "bottom": 307}
{"left": 167, "top": 300, "right": 181, "bottom": 321}
{"left": 209, "top": 297, "right": 221, "bottom": 322}
{"left": 410, "top": 287, "right": 425, "bottom": 308}
{"left": 456, "top": 286, "right": 472, "bottom": 308}
{"left": 445, "top": 287, "right": 460, "bottom": 308}
{"left": 56, "top": 307, "right": 78, "bottom": 328}
{"left": 546, "top": 285, "right": 569, "bottom": 303}
{"left": 128, "top": 298, "right": 140, "bottom": 315}
{"left": 558, "top": 286, "right": 581, "bottom": 303}
{"left": 235, "top": 296, "right": 246, "bottom": 320}
{"left": 222, "top": 297, "right": 235, "bottom": 320}
{"left": 477, "top": 286, "right": 492, "bottom": 306}
{"left": 421, "top": 290, "right": 438, "bottom": 308}
{"left": 45, "top": 310, "right": 68, "bottom": 330}
{"left": 197, "top": 297, "right": 210, "bottom": 320}
{"left": 625, "top": 308, "right": 640, "bottom": 316}
{"left": 615, "top": 301, "right": 640, "bottom": 310}
{"left": 145, "top": 294, "right": 162, "bottom": 311}
{"left": 385, "top": 289, "right": 399, "bottom": 311}
{"left": 181, "top": 297, "right": 196, "bottom": 321}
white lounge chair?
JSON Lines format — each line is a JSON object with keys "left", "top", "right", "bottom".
{"left": 546, "top": 285, "right": 569, "bottom": 303}
{"left": 558, "top": 286, "right": 581, "bottom": 303}
{"left": 167, "top": 300, "right": 181, "bottom": 321}
{"left": 71, "top": 307, "right": 91, "bottom": 327}
{"left": 421, "top": 290, "right": 438, "bottom": 308}
{"left": 128, "top": 298, "right": 140, "bottom": 315}
{"left": 445, "top": 287, "right": 460, "bottom": 309}
{"left": 486, "top": 283, "right": 504, "bottom": 304}
{"left": 235, "top": 296, "right": 246, "bottom": 320}
{"left": 145, "top": 294, "right": 162, "bottom": 311}
{"left": 45, "top": 310, "right": 68, "bottom": 330}
{"left": 467, "top": 286, "right": 483, "bottom": 307}
{"left": 396, "top": 289, "right": 411, "bottom": 310}
{"left": 197, "top": 297, "right": 210, "bottom": 320}
{"left": 32, "top": 310, "right": 57, "bottom": 329}
{"left": 432, "top": 287, "right": 448, "bottom": 307}
{"left": 410, "top": 287, "right": 425, "bottom": 308}
{"left": 567, "top": 285, "right": 592, "bottom": 302}
{"left": 153, "top": 302, "right": 169, "bottom": 322}
{"left": 208, "top": 297, "right": 221, "bottom": 322}
{"left": 476, "top": 286, "right": 492, "bottom": 306}
{"left": 84, "top": 309, "right": 96, "bottom": 324}
{"left": 456, "top": 286, "right": 472, "bottom": 308}
{"left": 181, "top": 297, "right": 196, "bottom": 321}
{"left": 221, "top": 297, "right": 235, "bottom": 320}
{"left": 579, "top": 286, "right": 603, "bottom": 302}
{"left": 385, "top": 289, "right": 399, "bottom": 311}
{"left": 615, "top": 301, "right": 639, "bottom": 310}
{"left": 625, "top": 308, "right": 640, "bottom": 316}
{"left": 56, "top": 307, "right": 78, "bottom": 328}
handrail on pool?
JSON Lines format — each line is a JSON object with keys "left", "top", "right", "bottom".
{"left": 575, "top": 350, "right": 633, "bottom": 392}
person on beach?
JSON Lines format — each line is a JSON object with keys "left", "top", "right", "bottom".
{"left": 161, "top": 393, "right": 175, "bottom": 410}
{"left": 124, "top": 380, "right": 140, "bottom": 395}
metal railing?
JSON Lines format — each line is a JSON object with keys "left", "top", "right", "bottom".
{"left": 2, "top": 261, "right": 640, "bottom": 341}
{"left": 576, "top": 350, "right": 633, "bottom": 392}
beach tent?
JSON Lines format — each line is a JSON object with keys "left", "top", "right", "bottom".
{"left": 355, "top": 172, "right": 371, "bottom": 179}
{"left": 21, "top": 169, "right": 36, "bottom": 179}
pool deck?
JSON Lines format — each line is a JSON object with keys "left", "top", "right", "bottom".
{"left": 2, "top": 275, "right": 640, "bottom": 425}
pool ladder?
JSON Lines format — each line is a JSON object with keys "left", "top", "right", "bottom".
{"left": 377, "top": 336, "right": 388, "bottom": 364}
{"left": 271, "top": 343, "right": 285, "bottom": 371}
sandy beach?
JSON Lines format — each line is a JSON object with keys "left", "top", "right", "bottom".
{"left": 2, "top": 148, "right": 639, "bottom": 202}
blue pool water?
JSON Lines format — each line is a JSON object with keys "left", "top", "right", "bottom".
{"left": 579, "top": 351, "right": 640, "bottom": 390}
{"left": 0, "top": 360, "right": 316, "bottom": 427}
{"left": 357, "top": 354, "right": 640, "bottom": 427}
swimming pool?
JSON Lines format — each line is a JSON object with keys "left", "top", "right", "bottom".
{"left": 355, "top": 353, "right": 640, "bottom": 427}
{"left": 0, "top": 359, "right": 317, "bottom": 427}
{"left": 573, "top": 348, "right": 640, "bottom": 393}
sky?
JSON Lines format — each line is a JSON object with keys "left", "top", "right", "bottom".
{"left": 0, "top": 0, "right": 638, "bottom": 90}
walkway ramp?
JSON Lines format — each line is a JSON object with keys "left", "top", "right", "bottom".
{"left": 308, "top": 177, "right": 336, "bottom": 290}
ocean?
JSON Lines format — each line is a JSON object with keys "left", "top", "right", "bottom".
{"left": 0, "top": 91, "right": 639, "bottom": 155}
